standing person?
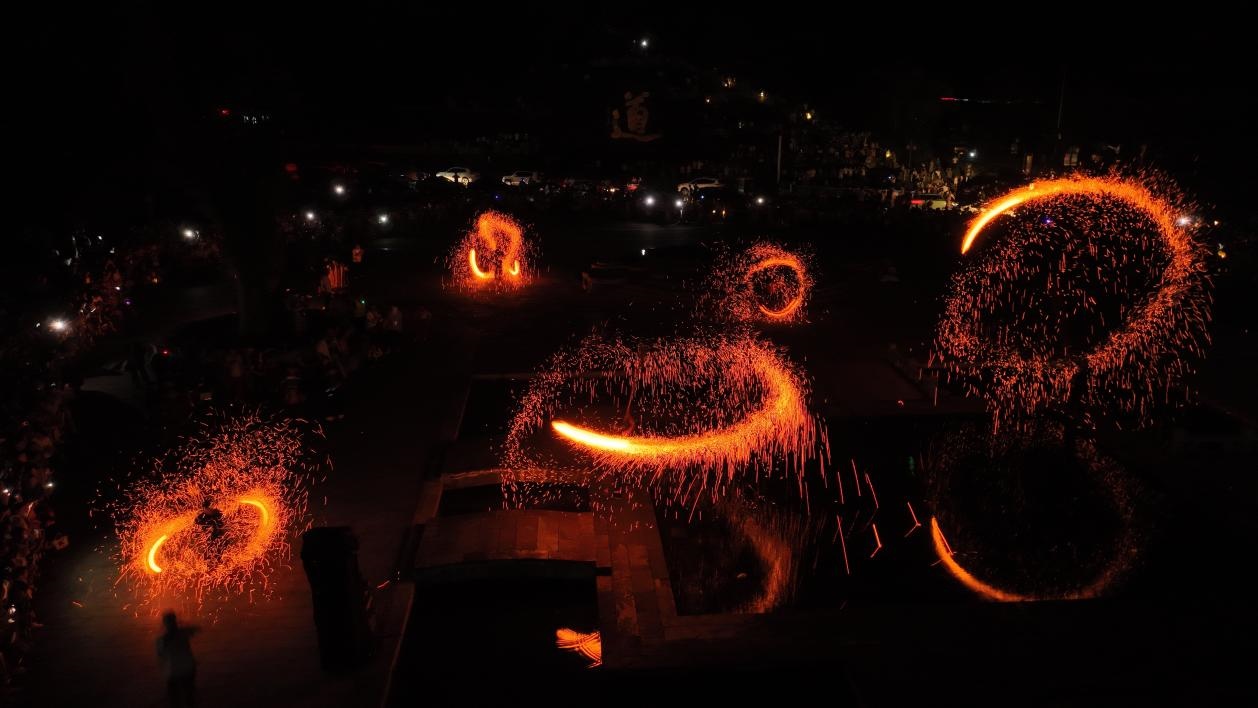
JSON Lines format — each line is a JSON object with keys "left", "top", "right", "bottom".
{"left": 156, "top": 612, "right": 198, "bottom": 707}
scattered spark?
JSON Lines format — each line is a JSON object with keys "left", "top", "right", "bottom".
{"left": 937, "top": 173, "right": 1211, "bottom": 428}
{"left": 504, "top": 333, "right": 825, "bottom": 512}
{"left": 113, "top": 413, "right": 320, "bottom": 609}
{"left": 448, "top": 210, "right": 534, "bottom": 293}
{"left": 699, "top": 242, "right": 813, "bottom": 325}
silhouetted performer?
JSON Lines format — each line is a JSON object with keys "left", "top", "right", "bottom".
{"left": 156, "top": 612, "right": 198, "bottom": 707}
{"left": 194, "top": 498, "right": 225, "bottom": 540}
{"left": 195, "top": 498, "right": 227, "bottom": 562}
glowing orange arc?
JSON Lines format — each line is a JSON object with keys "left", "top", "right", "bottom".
{"left": 746, "top": 256, "right": 806, "bottom": 319}
{"left": 549, "top": 346, "right": 807, "bottom": 468}
{"left": 147, "top": 534, "right": 169, "bottom": 573}
{"left": 930, "top": 517, "right": 1028, "bottom": 602}
{"left": 239, "top": 498, "right": 270, "bottom": 526}
{"left": 469, "top": 249, "right": 494, "bottom": 280}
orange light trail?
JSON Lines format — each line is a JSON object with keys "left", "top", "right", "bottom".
{"left": 930, "top": 518, "right": 1029, "bottom": 602}
{"left": 115, "top": 414, "right": 317, "bottom": 609}
{"left": 505, "top": 333, "right": 826, "bottom": 511}
{"left": 937, "top": 173, "right": 1211, "bottom": 427}
{"left": 701, "top": 242, "right": 813, "bottom": 324}
{"left": 147, "top": 535, "right": 168, "bottom": 573}
{"left": 927, "top": 430, "right": 1135, "bottom": 604}
{"left": 450, "top": 210, "right": 532, "bottom": 291}
{"left": 556, "top": 629, "right": 602, "bottom": 667}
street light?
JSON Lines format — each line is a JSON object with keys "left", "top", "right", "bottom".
{"left": 181, "top": 228, "right": 197, "bottom": 240}
{"left": 639, "top": 38, "right": 649, "bottom": 48}
{"left": 378, "top": 213, "right": 390, "bottom": 224}
{"left": 49, "top": 319, "right": 68, "bottom": 332}
{"left": 305, "top": 211, "right": 316, "bottom": 221}
{"left": 333, "top": 184, "right": 346, "bottom": 196}
{"left": 755, "top": 196, "right": 766, "bottom": 205}
{"left": 674, "top": 198, "right": 683, "bottom": 208}
{"left": 644, "top": 195, "right": 655, "bottom": 206}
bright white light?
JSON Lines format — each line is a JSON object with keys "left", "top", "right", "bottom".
{"left": 333, "top": 184, "right": 346, "bottom": 195}
{"left": 378, "top": 214, "right": 389, "bottom": 224}
{"left": 804, "top": 111, "right": 813, "bottom": 120}
{"left": 49, "top": 319, "right": 68, "bottom": 332}
{"left": 641, "top": 249, "right": 647, "bottom": 256}
{"left": 674, "top": 198, "right": 683, "bottom": 207}
{"left": 640, "top": 38, "right": 649, "bottom": 48}
{"left": 1176, "top": 216, "right": 1191, "bottom": 226}
{"left": 755, "top": 196, "right": 766, "bottom": 205}
{"left": 181, "top": 228, "right": 196, "bottom": 239}
{"left": 305, "top": 211, "right": 316, "bottom": 221}
{"left": 644, "top": 195, "right": 655, "bottom": 206}
{"left": 968, "top": 150, "right": 977, "bottom": 158}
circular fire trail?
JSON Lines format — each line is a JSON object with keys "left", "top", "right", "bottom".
{"left": 503, "top": 333, "right": 826, "bottom": 510}
{"left": 448, "top": 210, "right": 534, "bottom": 292}
{"left": 935, "top": 174, "right": 1210, "bottom": 427}
{"left": 700, "top": 242, "right": 813, "bottom": 324}
{"left": 925, "top": 424, "right": 1139, "bottom": 602}
{"left": 114, "top": 414, "right": 318, "bottom": 605}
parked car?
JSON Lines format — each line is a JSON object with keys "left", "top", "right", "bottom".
{"left": 676, "top": 177, "right": 723, "bottom": 194}
{"left": 908, "top": 192, "right": 950, "bottom": 210}
{"left": 436, "top": 166, "right": 480, "bottom": 185}
{"left": 501, "top": 170, "right": 541, "bottom": 186}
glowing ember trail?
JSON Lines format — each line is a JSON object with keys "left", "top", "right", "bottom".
{"left": 700, "top": 242, "right": 813, "bottom": 324}
{"left": 936, "top": 174, "right": 1211, "bottom": 427}
{"left": 930, "top": 518, "right": 1029, "bottom": 602}
{"left": 505, "top": 333, "right": 826, "bottom": 510}
{"left": 925, "top": 425, "right": 1138, "bottom": 603}
{"left": 555, "top": 629, "right": 602, "bottom": 667}
{"left": 448, "top": 210, "right": 534, "bottom": 292}
{"left": 114, "top": 414, "right": 319, "bottom": 607}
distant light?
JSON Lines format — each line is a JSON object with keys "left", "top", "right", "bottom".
{"left": 755, "top": 196, "right": 766, "bottom": 205}
{"left": 641, "top": 249, "right": 647, "bottom": 256}
{"left": 333, "top": 184, "right": 346, "bottom": 196}
{"left": 49, "top": 319, "right": 68, "bottom": 332}
{"left": 1176, "top": 216, "right": 1191, "bottom": 226}
{"left": 644, "top": 195, "right": 655, "bottom": 206}
{"left": 114, "top": 286, "right": 121, "bottom": 291}
{"left": 758, "top": 91, "right": 766, "bottom": 102}
{"left": 804, "top": 111, "right": 813, "bottom": 120}
{"left": 305, "top": 210, "right": 316, "bottom": 221}
{"left": 219, "top": 108, "right": 231, "bottom": 117}
{"left": 181, "top": 228, "right": 197, "bottom": 239}
{"left": 674, "top": 198, "right": 683, "bottom": 207}
{"left": 377, "top": 214, "right": 389, "bottom": 224}
{"left": 704, "top": 96, "right": 711, "bottom": 104}
{"left": 1212, "top": 220, "right": 1219, "bottom": 226}
{"left": 45, "top": 481, "right": 54, "bottom": 489}
{"left": 639, "top": 38, "right": 649, "bottom": 48}
{"left": 968, "top": 150, "right": 977, "bottom": 158}
{"left": 1217, "top": 249, "right": 1228, "bottom": 259}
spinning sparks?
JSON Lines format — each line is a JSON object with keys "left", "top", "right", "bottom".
{"left": 114, "top": 414, "right": 319, "bottom": 606}
{"left": 504, "top": 333, "right": 826, "bottom": 510}
{"left": 555, "top": 629, "right": 602, "bottom": 667}
{"left": 449, "top": 210, "right": 534, "bottom": 292}
{"left": 935, "top": 174, "right": 1210, "bottom": 427}
{"left": 700, "top": 242, "right": 813, "bottom": 324}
